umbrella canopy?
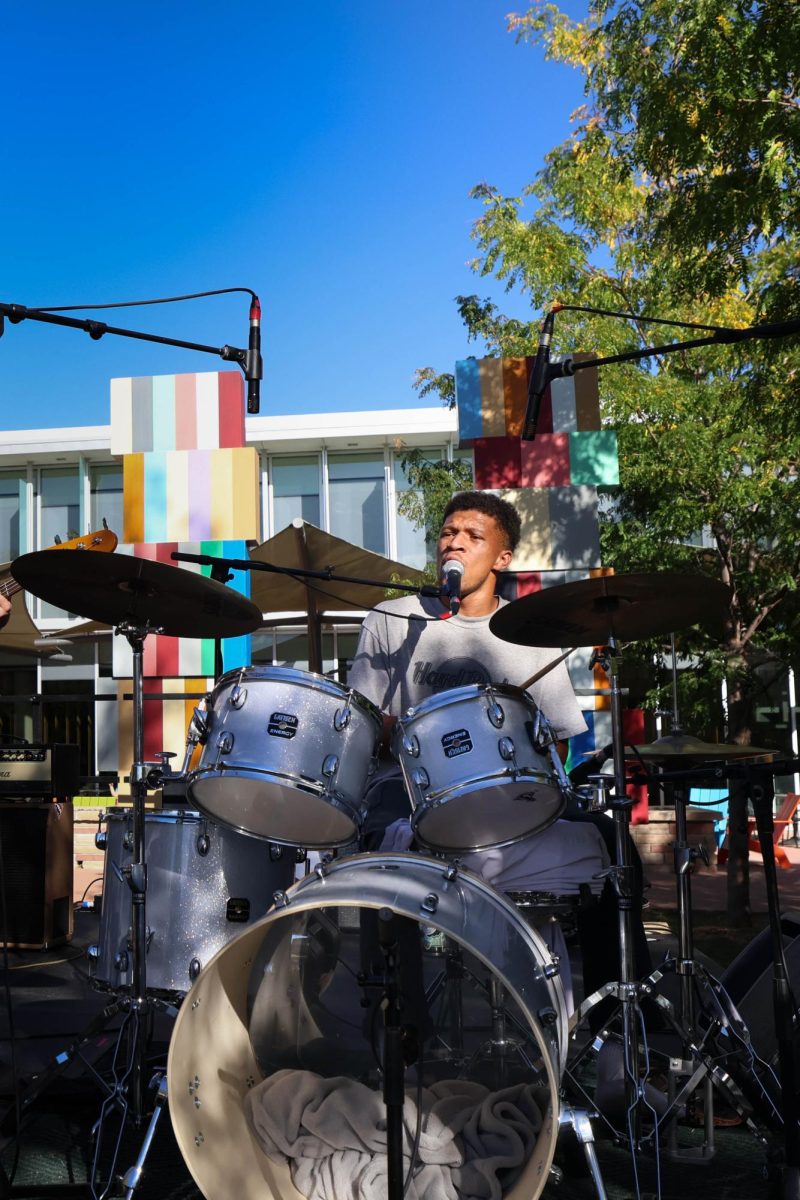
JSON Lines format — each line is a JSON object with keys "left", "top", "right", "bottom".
{"left": 249, "top": 519, "right": 428, "bottom": 671}
{"left": 0, "top": 562, "right": 60, "bottom": 658}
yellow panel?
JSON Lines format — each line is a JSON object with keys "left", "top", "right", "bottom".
{"left": 123, "top": 454, "right": 145, "bottom": 544}
{"left": 501, "top": 488, "right": 553, "bottom": 571}
{"left": 479, "top": 357, "right": 506, "bottom": 437}
{"left": 210, "top": 449, "right": 235, "bottom": 540}
{"left": 231, "top": 448, "right": 261, "bottom": 540}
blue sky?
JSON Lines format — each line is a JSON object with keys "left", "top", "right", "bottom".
{"left": 1, "top": 2, "right": 587, "bottom": 430}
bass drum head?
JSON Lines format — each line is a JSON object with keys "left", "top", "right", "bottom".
{"left": 168, "top": 852, "right": 566, "bottom": 1200}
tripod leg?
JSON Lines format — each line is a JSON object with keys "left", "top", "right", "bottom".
{"left": 560, "top": 1106, "right": 608, "bottom": 1200}
{"left": 121, "top": 1073, "right": 168, "bottom": 1200}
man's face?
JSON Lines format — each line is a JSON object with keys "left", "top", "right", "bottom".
{"left": 437, "top": 508, "right": 513, "bottom": 595}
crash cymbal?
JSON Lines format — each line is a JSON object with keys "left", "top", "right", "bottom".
{"left": 490, "top": 572, "right": 730, "bottom": 648}
{"left": 626, "top": 733, "right": 774, "bottom": 761}
{"left": 11, "top": 551, "right": 263, "bottom": 639}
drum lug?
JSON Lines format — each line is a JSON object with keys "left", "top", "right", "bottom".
{"left": 322, "top": 754, "right": 339, "bottom": 784}
{"left": 420, "top": 892, "right": 439, "bottom": 915}
{"left": 442, "top": 862, "right": 459, "bottom": 882}
{"left": 498, "top": 737, "right": 519, "bottom": 774}
{"left": 272, "top": 889, "right": 290, "bottom": 908}
{"left": 230, "top": 685, "right": 247, "bottom": 709}
{"left": 269, "top": 844, "right": 284, "bottom": 861}
{"left": 114, "top": 950, "right": 129, "bottom": 972}
{"left": 188, "top": 958, "right": 202, "bottom": 982}
{"left": 217, "top": 731, "right": 234, "bottom": 754}
{"left": 402, "top": 732, "right": 420, "bottom": 758}
{"left": 411, "top": 767, "right": 429, "bottom": 792}
{"left": 537, "top": 1004, "right": 559, "bottom": 1025}
{"left": 333, "top": 705, "right": 351, "bottom": 731}
{"left": 196, "top": 834, "right": 210, "bottom": 857}
{"left": 87, "top": 943, "right": 99, "bottom": 962}
{"left": 543, "top": 959, "right": 561, "bottom": 980}
{"left": 487, "top": 699, "right": 505, "bottom": 729}
{"left": 95, "top": 829, "right": 108, "bottom": 850}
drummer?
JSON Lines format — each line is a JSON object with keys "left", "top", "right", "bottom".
{"left": 348, "top": 489, "right": 587, "bottom": 844}
{"left": 348, "top": 489, "right": 652, "bottom": 1007}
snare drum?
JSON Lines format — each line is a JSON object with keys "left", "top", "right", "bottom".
{"left": 167, "top": 852, "right": 566, "bottom": 1200}
{"left": 89, "top": 808, "right": 295, "bottom": 995}
{"left": 187, "top": 666, "right": 382, "bottom": 848}
{"left": 393, "top": 683, "right": 564, "bottom": 852}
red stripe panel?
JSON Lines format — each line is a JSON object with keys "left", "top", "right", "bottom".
{"left": 515, "top": 572, "right": 542, "bottom": 598}
{"left": 143, "top": 692, "right": 164, "bottom": 763}
{"left": 155, "top": 634, "right": 180, "bottom": 677}
{"left": 218, "top": 372, "right": 246, "bottom": 448}
{"left": 175, "top": 374, "right": 198, "bottom": 450}
{"left": 520, "top": 433, "right": 570, "bottom": 488}
{"left": 472, "top": 437, "right": 522, "bottom": 490}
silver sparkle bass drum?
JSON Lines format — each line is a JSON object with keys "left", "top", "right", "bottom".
{"left": 392, "top": 683, "right": 565, "bottom": 852}
{"left": 187, "top": 666, "right": 382, "bottom": 848}
{"left": 168, "top": 852, "right": 567, "bottom": 1200}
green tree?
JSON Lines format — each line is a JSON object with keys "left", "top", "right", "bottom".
{"left": 417, "top": 2, "right": 800, "bottom": 922}
{"left": 395, "top": 450, "right": 473, "bottom": 582}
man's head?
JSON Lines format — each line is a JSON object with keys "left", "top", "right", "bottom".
{"left": 441, "top": 491, "right": 521, "bottom": 553}
{"left": 437, "top": 491, "right": 520, "bottom": 606}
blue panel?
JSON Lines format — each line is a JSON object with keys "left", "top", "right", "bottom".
{"left": 455, "top": 358, "right": 483, "bottom": 443}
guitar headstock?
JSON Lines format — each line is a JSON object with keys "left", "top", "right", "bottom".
{"left": 51, "top": 528, "right": 118, "bottom": 554}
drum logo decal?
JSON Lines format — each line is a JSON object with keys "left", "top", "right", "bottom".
{"left": 442, "top": 728, "right": 472, "bottom": 757}
{"left": 268, "top": 712, "right": 299, "bottom": 739}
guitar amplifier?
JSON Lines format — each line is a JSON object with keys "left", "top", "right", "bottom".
{"left": 0, "top": 801, "right": 74, "bottom": 949}
{"left": 0, "top": 743, "right": 80, "bottom": 799}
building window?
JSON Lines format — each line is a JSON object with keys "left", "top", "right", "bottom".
{"left": 392, "top": 454, "right": 438, "bottom": 570}
{"left": 38, "top": 467, "right": 81, "bottom": 618}
{"left": 272, "top": 456, "right": 321, "bottom": 534}
{"left": 0, "top": 472, "right": 26, "bottom": 563}
{"left": 90, "top": 464, "right": 124, "bottom": 540}
{"left": 328, "top": 453, "right": 386, "bottom": 555}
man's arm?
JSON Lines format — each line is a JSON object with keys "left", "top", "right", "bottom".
{"left": 0, "top": 595, "right": 10, "bottom": 629}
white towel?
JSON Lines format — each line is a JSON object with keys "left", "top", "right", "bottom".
{"left": 246, "top": 1068, "right": 543, "bottom": 1200}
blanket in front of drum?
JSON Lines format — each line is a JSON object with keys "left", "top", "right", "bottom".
{"left": 245, "top": 1068, "right": 544, "bottom": 1200}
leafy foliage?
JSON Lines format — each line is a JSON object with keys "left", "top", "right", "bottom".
{"left": 415, "top": 1, "right": 800, "bottom": 752}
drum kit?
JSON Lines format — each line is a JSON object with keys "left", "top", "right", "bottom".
{"left": 9, "top": 549, "right": 799, "bottom": 1200}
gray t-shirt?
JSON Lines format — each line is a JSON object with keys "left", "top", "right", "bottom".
{"left": 348, "top": 593, "right": 587, "bottom": 741}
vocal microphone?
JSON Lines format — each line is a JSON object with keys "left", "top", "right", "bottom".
{"left": 246, "top": 296, "right": 263, "bottom": 414}
{"left": 441, "top": 558, "right": 465, "bottom": 616}
{"left": 522, "top": 306, "right": 557, "bottom": 441}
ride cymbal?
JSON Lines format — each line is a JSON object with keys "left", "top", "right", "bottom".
{"left": 490, "top": 572, "right": 730, "bottom": 648}
{"left": 626, "top": 733, "right": 775, "bottom": 761}
{"left": 11, "top": 550, "right": 263, "bottom": 639}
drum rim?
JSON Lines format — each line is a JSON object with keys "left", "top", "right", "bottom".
{"left": 210, "top": 663, "right": 383, "bottom": 725}
{"left": 398, "top": 680, "right": 540, "bottom": 721}
{"left": 187, "top": 764, "right": 361, "bottom": 847}
{"left": 166, "top": 850, "right": 565, "bottom": 1200}
{"left": 412, "top": 790, "right": 566, "bottom": 853}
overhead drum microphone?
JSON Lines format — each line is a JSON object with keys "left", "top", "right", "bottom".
{"left": 441, "top": 559, "right": 465, "bottom": 616}
{"left": 246, "top": 296, "right": 263, "bottom": 414}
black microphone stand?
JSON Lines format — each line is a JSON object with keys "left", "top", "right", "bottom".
{"left": 0, "top": 298, "right": 262, "bottom": 411}
{"left": 521, "top": 313, "right": 800, "bottom": 441}
{"left": 377, "top": 907, "right": 408, "bottom": 1200}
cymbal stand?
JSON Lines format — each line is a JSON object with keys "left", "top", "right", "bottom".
{"left": 565, "top": 639, "right": 647, "bottom": 1150}
{"left": 88, "top": 623, "right": 172, "bottom": 1200}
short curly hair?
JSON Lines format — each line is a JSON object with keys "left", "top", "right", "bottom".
{"left": 441, "top": 491, "right": 521, "bottom": 553}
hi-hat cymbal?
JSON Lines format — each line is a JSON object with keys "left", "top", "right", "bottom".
{"left": 11, "top": 551, "right": 263, "bottom": 639}
{"left": 626, "top": 733, "right": 774, "bottom": 761}
{"left": 490, "top": 572, "right": 730, "bottom": 648}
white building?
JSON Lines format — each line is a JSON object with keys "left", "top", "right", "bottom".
{"left": 0, "top": 406, "right": 468, "bottom": 783}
